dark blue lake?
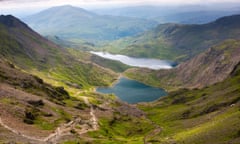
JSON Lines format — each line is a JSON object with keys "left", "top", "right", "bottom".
{"left": 97, "top": 77, "right": 167, "bottom": 104}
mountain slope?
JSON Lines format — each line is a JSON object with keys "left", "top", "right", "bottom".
{"left": 104, "top": 15, "right": 240, "bottom": 61}
{"left": 140, "top": 62, "right": 240, "bottom": 143}
{"left": 23, "top": 5, "right": 157, "bottom": 43}
{"left": 0, "top": 57, "right": 153, "bottom": 144}
{"left": 125, "top": 39, "right": 240, "bottom": 91}
{"left": 0, "top": 15, "right": 118, "bottom": 88}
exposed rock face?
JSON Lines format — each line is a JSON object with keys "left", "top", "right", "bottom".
{"left": 170, "top": 39, "right": 240, "bottom": 88}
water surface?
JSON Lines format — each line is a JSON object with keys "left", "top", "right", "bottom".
{"left": 97, "top": 77, "right": 167, "bottom": 104}
{"left": 91, "top": 51, "right": 176, "bottom": 70}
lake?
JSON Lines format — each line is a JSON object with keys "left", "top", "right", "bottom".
{"left": 97, "top": 77, "right": 167, "bottom": 104}
{"left": 90, "top": 51, "right": 177, "bottom": 70}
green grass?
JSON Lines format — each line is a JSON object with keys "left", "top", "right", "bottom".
{"left": 138, "top": 64, "right": 240, "bottom": 143}
{"left": 174, "top": 107, "right": 240, "bottom": 144}
{"left": 88, "top": 115, "right": 154, "bottom": 143}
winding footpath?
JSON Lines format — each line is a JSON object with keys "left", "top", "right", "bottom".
{"left": 0, "top": 97, "right": 98, "bottom": 143}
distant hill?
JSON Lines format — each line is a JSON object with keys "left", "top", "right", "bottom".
{"left": 23, "top": 5, "right": 157, "bottom": 43}
{"left": 125, "top": 39, "right": 240, "bottom": 91}
{"left": 0, "top": 15, "right": 117, "bottom": 88}
{"left": 104, "top": 15, "right": 240, "bottom": 61}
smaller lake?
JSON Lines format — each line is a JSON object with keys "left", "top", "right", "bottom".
{"left": 90, "top": 51, "right": 177, "bottom": 70}
{"left": 97, "top": 77, "right": 167, "bottom": 104}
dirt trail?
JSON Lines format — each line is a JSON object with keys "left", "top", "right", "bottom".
{"left": 83, "top": 97, "right": 98, "bottom": 130}
{"left": 0, "top": 97, "right": 98, "bottom": 143}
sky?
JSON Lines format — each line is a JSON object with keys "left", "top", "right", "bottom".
{"left": 0, "top": 0, "right": 240, "bottom": 17}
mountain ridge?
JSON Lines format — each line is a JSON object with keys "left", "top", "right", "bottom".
{"left": 103, "top": 14, "right": 240, "bottom": 61}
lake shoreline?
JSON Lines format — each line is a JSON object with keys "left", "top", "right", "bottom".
{"left": 96, "top": 77, "right": 167, "bottom": 104}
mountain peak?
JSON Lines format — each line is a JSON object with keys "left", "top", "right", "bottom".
{"left": 43, "top": 5, "right": 96, "bottom": 16}
{"left": 213, "top": 14, "right": 240, "bottom": 26}
{"left": 0, "top": 15, "right": 28, "bottom": 28}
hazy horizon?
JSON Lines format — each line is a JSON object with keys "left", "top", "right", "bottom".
{"left": 0, "top": 0, "right": 240, "bottom": 17}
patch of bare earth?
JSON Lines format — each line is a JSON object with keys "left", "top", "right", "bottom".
{"left": 0, "top": 84, "right": 100, "bottom": 143}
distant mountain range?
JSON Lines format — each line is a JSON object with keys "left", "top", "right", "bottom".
{"left": 94, "top": 5, "right": 240, "bottom": 24}
{"left": 103, "top": 15, "right": 240, "bottom": 61}
{"left": 23, "top": 5, "right": 157, "bottom": 43}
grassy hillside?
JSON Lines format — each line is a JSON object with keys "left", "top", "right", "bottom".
{"left": 139, "top": 62, "right": 240, "bottom": 144}
{"left": 103, "top": 15, "right": 240, "bottom": 61}
{"left": 0, "top": 58, "right": 155, "bottom": 143}
{"left": 125, "top": 40, "right": 240, "bottom": 91}
{"left": 0, "top": 15, "right": 118, "bottom": 89}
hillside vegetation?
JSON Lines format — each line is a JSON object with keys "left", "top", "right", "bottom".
{"left": 139, "top": 62, "right": 240, "bottom": 144}
{"left": 0, "top": 58, "right": 154, "bottom": 143}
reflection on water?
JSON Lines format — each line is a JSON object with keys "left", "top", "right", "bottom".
{"left": 90, "top": 51, "right": 176, "bottom": 70}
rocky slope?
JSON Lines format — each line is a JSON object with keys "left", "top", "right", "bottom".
{"left": 126, "top": 39, "right": 240, "bottom": 91}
